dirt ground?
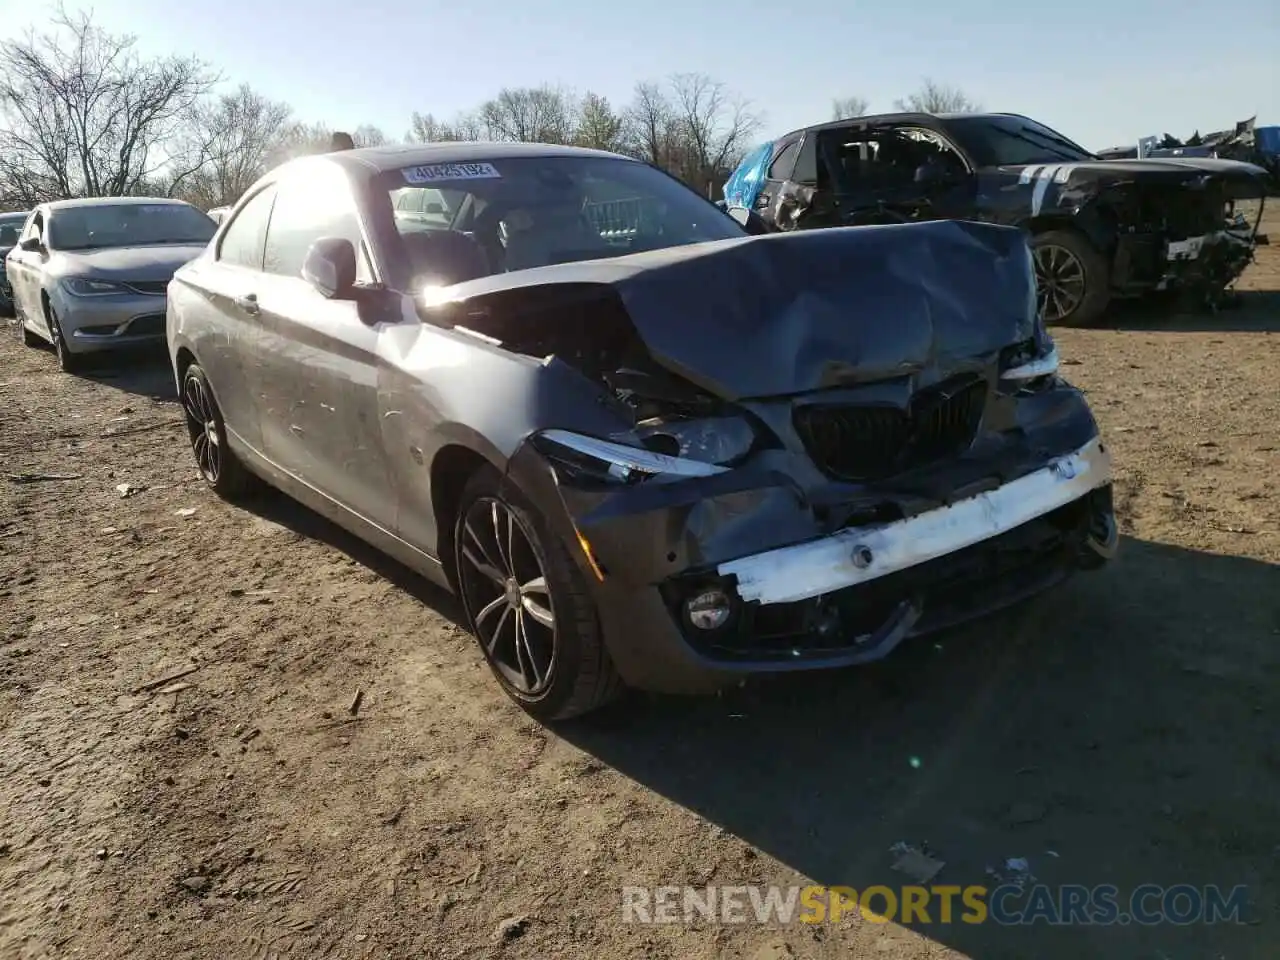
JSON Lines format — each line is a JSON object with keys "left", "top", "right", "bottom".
{"left": 2, "top": 208, "right": 1278, "bottom": 960}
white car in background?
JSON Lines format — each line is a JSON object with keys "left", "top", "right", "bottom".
{"left": 8, "top": 197, "right": 216, "bottom": 372}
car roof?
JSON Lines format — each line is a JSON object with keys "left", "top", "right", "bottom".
{"left": 319, "top": 141, "right": 635, "bottom": 177}
{"left": 775, "top": 111, "right": 1034, "bottom": 141}
{"left": 44, "top": 196, "right": 192, "bottom": 211}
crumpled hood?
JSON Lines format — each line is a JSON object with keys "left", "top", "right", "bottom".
{"left": 1005, "top": 157, "right": 1270, "bottom": 187}
{"left": 434, "top": 220, "right": 1038, "bottom": 400}
{"left": 47, "top": 243, "right": 208, "bottom": 282}
{"left": 610, "top": 222, "right": 1039, "bottom": 399}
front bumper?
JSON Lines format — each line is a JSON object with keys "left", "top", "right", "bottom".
{"left": 509, "top": 407, "right": 1118, "bottom": 695}
{"left": 51, "top": 289, "right": 167, "bottom": 354}
{"left": 718, "top": 435, "right": 1110, "bottom": 605}
{"left": 1114, "top": 200, "right": 1266, "bottom": 298}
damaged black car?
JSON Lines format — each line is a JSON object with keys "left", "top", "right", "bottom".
{"left": 1098, "top": 116, "right": 1280, "bottom": 195}
{"left": 723, "top": 111, "right": 1270, "bottom": 326}
{"left": 168, "top": 143, "right": 1118, "bottom": 721}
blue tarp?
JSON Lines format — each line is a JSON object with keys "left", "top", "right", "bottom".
{"left": 722, "top": 141, "right": 772, "bottom": 210}
{"left": 1256, "top": 126, "right": 1280, "bottom": 157}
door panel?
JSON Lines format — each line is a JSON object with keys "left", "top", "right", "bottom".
{"left": 255, "top": 161, "right": 396, "bottom": 531}
{"left": 180, "top": 259, "right": 268, "bottom": 453}
{"left": 256, "top": 276, "right": 395, "bottom": 531}
{"left": 187, "top": 185, "right": 278, "bottom": 453}
{"left": 10, "top": 214, "right": 46, "bottom": 330}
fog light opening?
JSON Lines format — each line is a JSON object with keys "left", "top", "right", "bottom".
{"left": 685, "top": 588, "right": 734, "bottom": 631}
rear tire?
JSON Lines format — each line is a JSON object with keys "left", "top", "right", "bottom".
{"left": 453, "top": 465, "right": 623, "bottom": 722}
{"left": 1031, "top": 229, "right": 1111, "bottom": 327}
{"left": 181, "top": 361, "right": 257, "bottom": 499}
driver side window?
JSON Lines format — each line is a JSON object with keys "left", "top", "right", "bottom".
{"left": 217, "top": 187, "right": 276, "bottom": 269}
{"left": 264, "top": 168, "right": 372, "bottom": 283}
{"left": 21, "top": 213, "right": 43, "bottom": 245}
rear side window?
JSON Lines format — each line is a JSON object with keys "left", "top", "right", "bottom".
{"left": 218, "top": 188, "right": 276, "bottom": 269}
{"left": 263, "top": 166, "right": 371, "bottom": 281}
{"left": 767, "top": 141, "right": 801, "bottom": 180}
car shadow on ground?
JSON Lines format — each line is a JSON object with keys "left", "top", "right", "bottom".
{"left": 560, "top": 537, "right": 1279, "bottom": 958}
{"left": 1101, "top": 289, "right": 1280, "bottom": 333}
{"left": 241, "top": 486, "right": 468, "bottom": 629}
{"left": 75, "top": 348, "right": 177, "bottom": 400}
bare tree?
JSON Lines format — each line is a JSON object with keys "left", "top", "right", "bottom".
{"left": 623, "top": 81, "right": 678, "bottom": 168}
{"left": 0, "top": 6, "right": 216, "bottom": 204}
{"left": 167, "top": 84, "right": 292, "bottom": 208}
{"left": 575, "top": 92, "right": 625, "bottom": 152}
{"left": 666, "top": 72, "right": 762, "bottom": 190}
{"left": 831, "top": 95, "right": 870, "bottom": 120}
{"left": 893, "top": 79, "right": 981, "bottom": 114}
{"left": 479, "top": 86, "right": 576, "bottom": 143}
{"left": 265, "top": 121, "right": 333, "bottom": 166}
{"left": 408, "top": 110, "right": 485, "bottom": 143}
{"left": 409, "top": 111, "right": 459, "bottom": 142}
{"left": 352, "top": 124, "right": 389, "bottom": 148}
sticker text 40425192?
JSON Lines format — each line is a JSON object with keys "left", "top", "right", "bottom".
{"left": 402, "top": 162, "right": 502, "bottom": 185}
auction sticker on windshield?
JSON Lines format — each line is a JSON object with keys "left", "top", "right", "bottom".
{"left": 403, "top": 162, "right": 502, "bottom": 184}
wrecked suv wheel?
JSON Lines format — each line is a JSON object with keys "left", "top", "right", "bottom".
{"left": 1031, "top": 229, "right": 1110, "bottom": 327}
{"left": 454, "top": 465, "right": 623, "bottom": 722}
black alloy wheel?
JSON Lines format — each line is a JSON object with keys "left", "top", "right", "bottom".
{"left": 452, "top": 465, "right": 623, "bottom": 721}
{"left": 184, "top": 369, "right": 223, "bottom": 485}
{"left": 181, "top": 362, "right": 255, "bottom": 498}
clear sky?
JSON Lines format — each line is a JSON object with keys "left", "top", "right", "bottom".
{"left": 2, "top": 0, "right": 1277, "bottom": 152}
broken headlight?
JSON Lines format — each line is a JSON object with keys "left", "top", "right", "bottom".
{"left": 533, "top": 419, "right": 755, "bottom": 485}
{"left": 632, "top": 416, "right": 756, "bottom": 466}
{"left": 1004, "top": 245, "right": 1059, "bottom": 385}
{"left": 1002, "top": 340, "right": 1059, "bottom": 382}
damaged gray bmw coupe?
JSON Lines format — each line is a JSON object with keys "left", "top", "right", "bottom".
{"left": 167, "top": 142, "right": 1118, "bottom": 721}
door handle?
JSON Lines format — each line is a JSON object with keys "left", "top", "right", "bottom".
{"left": 234, "top": 293, "right": 260, "bottom": 316}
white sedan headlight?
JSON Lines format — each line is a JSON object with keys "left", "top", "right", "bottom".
{"left": 61, "top": 277, "right": 130, "bottom": 297}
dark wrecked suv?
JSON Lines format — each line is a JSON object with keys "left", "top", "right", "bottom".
{"left": 724, "top": 112, "right": 1270, "bottom": 326}
{"left": 167, "top": 142, "right": 1118, "bottom": 721}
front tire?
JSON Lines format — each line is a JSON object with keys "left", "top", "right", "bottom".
{"left": 181, "top": 362, "right": 257, "bottom": 499}
{"left": 453, "top": 465, "right": 623, "bottom": 722}
{"left": 45, "top": 303, "right": 86, "bottom": 372}
{"left": 1031, "top": 229, "right": 1111, "bottom": 327}
{"left": 13, "top": 311, "right": 40, "bottom": 347}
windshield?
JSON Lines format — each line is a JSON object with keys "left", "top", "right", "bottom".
{"left": 48, "top": 203, "right": 217, "bottom": 251}
{"left": 942, "top": 116, "right": 1097, "bottom": 167}
{"left": 0, "top": 214, "right": 25, "bottom": 246}
{"left": 384, "top": 155, "right": 744, "bottom": 285}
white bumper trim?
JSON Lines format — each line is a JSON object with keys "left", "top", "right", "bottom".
{"left": 718, "top": 436, "right": 1112, "bottom": 606}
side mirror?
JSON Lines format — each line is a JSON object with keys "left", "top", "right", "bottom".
{"left": 302, "top": 236, "right": 357, "bottom": 299}
{"left": 727, "top": 206, "right": 774, "bottom": 236}
{"left": 19, "top": 236, "right": 43, "bottom": 253}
